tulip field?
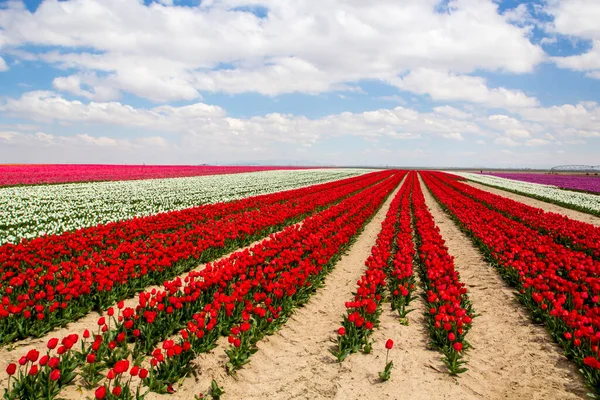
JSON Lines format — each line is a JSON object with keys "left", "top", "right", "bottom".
{"left": 2, "top": 166, "right": 600, "bottom": 399}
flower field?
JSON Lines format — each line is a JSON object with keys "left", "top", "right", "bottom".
{"left": 2, "top": 167, "right": 600, "bottom": 399}
{"left": 483, "top": 172, "right": 600, "bottom": 194}
{"left": 452, "top": 171, "right": 600, "bottom": 216}
{"left": 0, "top": 169, "right": 368, "bottom": 245}
{"left": 0, "top": 165, "right": 314, "bottom": 187}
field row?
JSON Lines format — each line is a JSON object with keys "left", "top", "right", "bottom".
{"left": 452, "top": 171, "right": 600, "bottom": 216}
{"left": 0, "top": 169, "right": 369, "bottom": 245}
{"left": 0, "top": 165, "right": 314, "bottom": 187}
{"left": 481, "top": 171, "right": 600, "bottom": 194}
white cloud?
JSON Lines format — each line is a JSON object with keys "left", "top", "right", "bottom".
{"left": 505, "top": 128, "right": 530, "bottom": 138}
{"left": 518, "top": 102, "right": 600, "bottom": 131}
{"left": 545, "top": 0, "right": 600, "bottom": 40}
{"left": 392, "top": 69, "right": 539, "bottom": 108}
{"left": 0, "top": 129, "right": 169, "bottom": 150}
{"left": 1, "top": 90, "right": 598, "bottom": 167}
{"left": 552, "top": 41, "right": 600, "bottom": 75}
{"left": 433, "top": 105, "right": 473, "bottom": 119}
{"left": 0, "top": 91, "right": 226, "bottom": 127}
{"left": 0, "top": 91, "right": 487, "bottom": 150}
{"left": 0, "top": 56, "right": 8, "bottom": 72}
{"left": 0, "top": 0, "right": 545, "bottom": 100}
{"left": 442, "top": 132, "right": 464, "bottom": 141}
{"left": 525, "top": 138, "right": 551, "bottom": 146}
{"left": 494, "top": 137, "right": 520, "bottom": 147}
{"left": 52, "top": 73, "right": 121, "bottom": 101}
{"left": 545, "top": 0, "right": 600, "bottom": 76}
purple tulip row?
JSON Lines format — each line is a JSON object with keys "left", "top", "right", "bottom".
{"left": 482, "top": 172, "right": 600, "bottom": 194}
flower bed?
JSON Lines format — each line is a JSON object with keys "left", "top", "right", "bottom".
{"left": 0, "top": 171, "right": 390, "bottom": 343}
{"left": 0, "top": 169, "right": 367, "bottom": 244}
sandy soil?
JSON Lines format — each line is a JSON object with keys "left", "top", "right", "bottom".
{"left": 465, "top": 181, "right": 600, "bottom": 226}
{"left": 419, "top": 174, "right": 589, "bottom": 399}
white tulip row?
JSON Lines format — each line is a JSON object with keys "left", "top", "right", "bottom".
{"left": 0, "top": 169, "right": 373, "bottom": 245}
{"left": 448, "top": 171, "right": 600, "bottom": 215}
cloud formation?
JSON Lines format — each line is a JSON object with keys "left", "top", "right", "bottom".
{"left": 0, "top": 0, "right": 544, "bottom": 101}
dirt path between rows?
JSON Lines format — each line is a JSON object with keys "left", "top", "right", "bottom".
{"left": 159, "top": 178, "right": 408, "bottom": 400}
{"left": 420, "top": 174, "right": 589, "bottom": 399}
{"left": 464, "top": 181, "right": 600, "bottom": 226}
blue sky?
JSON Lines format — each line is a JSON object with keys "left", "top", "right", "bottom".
{"left": 1, "top": 0, "right": 600, "bottom": 167}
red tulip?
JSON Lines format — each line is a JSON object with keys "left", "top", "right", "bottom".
{"left": 50, "top": 369, "right": 61, "bottom": 381}
{"left": 385, "top": 339, "right": 394, "bottom": 350}
{"left": 95, "top": 386, "right": 107, "bottom": 399}
{"left": 6, "top": 363, "right": 17, "bottom": 376}
{"left": 47, "top": 338, "right": 59, "bottom": 349}
{"left": 27, "top": 349, "right": 40, "bottom": 362}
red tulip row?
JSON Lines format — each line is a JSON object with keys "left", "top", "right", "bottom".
{"left": 439, "top": 173, "right": 600, "bottom": 260}
{"left": 387, "top": 172, "right": 417, "bottom": 320}
{"left": 0, "top": 171, "right": 392, "bottom": 343}
{"left": 332, "top": 172, "right": 411, "bottom": 361}
{"left": 422, "top": 171, "right": 600, "bottom": 392}
{"left": 3, "top": 172, "right": 404, "bottom": 398}
{"left": 411, "top": 174, "right": 474, "bottom": 375}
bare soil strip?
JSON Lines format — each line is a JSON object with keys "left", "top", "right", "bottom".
{"left": 421, "top": 175, "right": 589, "bottom": 399}
{"left": 464, "top": 181, "right": 600, "bottom": 226}
{"left": 154, "top": 180, "right": 406, "bottom": 400}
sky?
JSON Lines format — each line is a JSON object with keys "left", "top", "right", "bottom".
{"left": 0, "top": 0, "right": 599, "bottom": 168}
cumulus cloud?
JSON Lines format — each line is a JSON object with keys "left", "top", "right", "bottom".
{"left": 0, "top": 91, "right": 485, "bottom": 151}
{"left": 494, "top": 137, "right": 520, "bottom": 147}
{"left": 433, "top": 106, "right": 473, "bottom": 120}
{"left": 0, "top": 0, "right": 545, "bottom": 101}
{"left": 442, "top": 132, "right": 465, "bottom": 141}
{"left": 545, "top": 0, "right": 600, "bottom": 77}
{"left": 518, "top": 102, "right": 600, "bottom": 135}
{"left": 0, "top": 90, "right": 597, "bottom": 166}
{"left": 0, "top": 56, "right": 8, "bottom": 72}
{"left": 525, "top": 138, "right": 551, "bottom": 146}
{"left": 392, "top": 69, "right": 539, "bottom": 108}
